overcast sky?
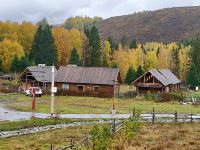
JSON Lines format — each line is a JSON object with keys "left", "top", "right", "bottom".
{"left": 0, "top": 0, "right": 200, "bottom": 24}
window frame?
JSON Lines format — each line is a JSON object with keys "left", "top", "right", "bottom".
{"left": 93, "top": 86, "right": 99, "bottom": 93}
{"left": 77, "top": 85, "right": 84, "bottom": 92}
{"left": 62, "top": 83, "right": 69, "bottom": 91}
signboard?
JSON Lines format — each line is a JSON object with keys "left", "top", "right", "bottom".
{"left": 51, "top": 87, "right": 57, "bottom": 93}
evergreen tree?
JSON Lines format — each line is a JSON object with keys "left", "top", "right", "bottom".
{"left": 171, "top": 48, "right": 180, "bottom": 77}
{"left": 18, "top": 56, "right": 31, "bottom": 72}
{"left": 124, "top": 66, "right": 136, "bottom": 85}
{"left": 30, "top": 22, "right": 57, "bottom": 66}
{"left": 136, "top": 65, "right": 144, "bottom": 78}
{"left": 89, "top": 26, "right": 102, "bottom": 67}
{"left": 10, "top": 55, "right": 20, "bottom": 72}
{"left": 0, "top": 58, "right": 3, "bottom": 72}
{"left": 130, "top": 39, "right": 137, "bottom": 49}
{"left": 107, "top": 36, "right": 117, "bottom": 52}
{"left": 68, "top": 48, "right": 80, "bottom": 65}
{"left": 191, "top": 37, "right": 200, "bottom": 73}
{"left": 186, "top": 63, "right": 199, "bottom": 87}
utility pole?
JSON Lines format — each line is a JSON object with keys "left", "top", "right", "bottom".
{"left": 112, "top": 80, "right": 117, "bottom": 115}
{"left": 51, "top": 65, "right": 55, "bottom": 117}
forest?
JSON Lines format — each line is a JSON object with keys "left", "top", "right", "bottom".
{"left": 0, "top": 16, "right": 199, "bottom": 87}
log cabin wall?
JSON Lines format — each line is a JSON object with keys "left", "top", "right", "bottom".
{"left": 55, "top": 83, "right": 117, "bottom": 98}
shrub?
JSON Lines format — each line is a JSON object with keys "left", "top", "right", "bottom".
{"left": 160, "top": 92, "right": 183, "bottom": 102}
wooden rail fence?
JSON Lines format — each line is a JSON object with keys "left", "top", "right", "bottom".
{"left": 50, "top": 107, "right": 200, "bottom": 150}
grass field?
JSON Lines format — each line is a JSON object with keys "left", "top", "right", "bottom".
{"left": 0, "top": 123, "right": 199, "bottom": 150}
{"left": 1, "top": 95, "right": 200, "bottom": 114}
{"left": 125, "top": 123, "right": 200, "bottom": 150}
{"left": 0, "top": 125, "right": 92, "bottom": 150}
{"left": 0, "top": 118, "right": 95, "bottom": 132}
{"left": 0, "top": 85, "right": 199, "bottom": 114}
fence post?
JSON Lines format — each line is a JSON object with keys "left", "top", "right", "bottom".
{"left": 190, "top": 114, "right": 193, "bottom": 123}
{"left": 70, "top": 139, "right": 73, "bottom": 149}
{"left": 132, "top": 107, "right": 135, "bottom": 118}
{"left": 113, "top": 118, "right": 116, "bottom": 133}
{"left": 50, "top": 144, "right": 53, "bottom": 150}
{"left": 175, "top": 111, "right": 178, "bottom": 123}
{"left": 152, "top": 107, "right": 155, "bottom": 123}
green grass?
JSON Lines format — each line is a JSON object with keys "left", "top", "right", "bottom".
{"left": 0, "top": 118, "right": 91, "bottom": 132}
{"left": 0, "top": 85, "right": 199, "bottom": 114}
{"left": 2, "top": 94, "right": 200, "bottom": 114}
{"left": 0, "top": 125, "right": 92, "bottom": 150}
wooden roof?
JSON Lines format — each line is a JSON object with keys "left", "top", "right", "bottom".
{"left": 55, "top": 65, "right": 121, "bottom": 85}
{"left": 21, "top": 66, "right": 57, "bottom": 83}
{"left": 134, "top": 69, "right": 181, "bottom": 86}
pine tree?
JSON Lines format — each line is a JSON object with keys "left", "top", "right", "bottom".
{"left": 130, "top": 39, "right": 137, "bottom": 49}
{"left": 107, "top": 36, "right": 117, "bottom": 52}
{"left": 191, "top": 37, "right": 200, "bottom": 73}
{"left": 186, "top": 63, "right": 199, "bottom": 87}
{"left": 89, "top": 26, "right": 102, "bottom": 67}
{"left": 0, "top": 58, "right": 3, "bottom": 72}
{"left": 18, "top": 56, "right": 31, "bottom": 72}
{"left": 10, "top": 55, "right": 20, "bottom": 72}
{"left": 68, "top": 48, "right": 80, "bottom": 65}
{"left": 124, "top": 66, "right": 136, "bottom": 85}
{"left": 30, "top": 22, "right": 57, "bottom": 66}
{"left": 136, "top": 65, "right": 144, "bottom": 78}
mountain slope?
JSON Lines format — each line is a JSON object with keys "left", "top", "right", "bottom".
{"left": 97, "top": 6, "right": 200, "bottom": 43}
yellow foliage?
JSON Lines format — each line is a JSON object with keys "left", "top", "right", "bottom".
{"left": 0, "top": 39, "right": 24, "bottom": 72}
{"left": 17, "top": 22, "right": 36, "bottom": 55}
{"left": 103, "top": 41, "right": 111, "bottom": 67}
{"left": 52, "top": 28, "right": 83, "bottom": 65}
{"left": 179, "top": 45, "right": 192, "bottom": 81}
{"left": 146, "top": 51, "right": 158, "bottom": 70}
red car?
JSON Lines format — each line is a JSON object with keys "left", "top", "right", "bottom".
{"left": 25, "top": 87, "right": 42, "bottom": 97}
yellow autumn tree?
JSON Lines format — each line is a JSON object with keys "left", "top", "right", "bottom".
{"left": 103, "top": 41, "right": 112, "bottom": 67}
{"left": 17, "top": 22, "right": 36, "bottom": 56}
{"left": 0, "top": 22, "right": 19, "bottom": 41}
{"left": 157, "top": 44, "right": 172, "bottom": 68}
{"left": 0, "top": 39, "right": 24, "bottom": 72}
{"left": 69, "top": 28, "right": 83, "bottom": 60}
{"left": 145, "top": 50, "right": 158, "bottom": 70}
{"left": 52, "top": 27, "right": 71, "bottom": 66}
{"left": 179, "top": 45, "right": 192, "bottom": 81}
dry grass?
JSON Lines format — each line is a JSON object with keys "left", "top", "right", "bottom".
{"left": 0, "top": 125, "right": 92, "bottom": 150}
{"left": 125, "top": 123, "right": 200, "bottom": 150}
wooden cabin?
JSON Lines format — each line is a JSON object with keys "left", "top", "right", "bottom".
{"left": 55, "top": 65, "right": 121, "bottom": 98}
{"left": 134, "top": 69, "right": 181, "bottom": 96}
{"left": 20, "top": 65, "right": 57, "bottom": 91}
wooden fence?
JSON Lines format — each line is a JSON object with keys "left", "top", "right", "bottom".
{"left": 50, "top": 107, "right": 200, "bottom": 150}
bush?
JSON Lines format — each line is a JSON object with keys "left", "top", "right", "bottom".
{"left": 90, "top": 124, "right": 113, "bottom": 150}
{"left": 159, "top": 92, "right": 183, "bottom": 102}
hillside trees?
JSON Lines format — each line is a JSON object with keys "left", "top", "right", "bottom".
{"left": 186, "top": 63, "right": 199, "bottom": 87}
{"left": 30, "top": 23, "right": 57, "bottom": 66}
{"left": 65, "top": 16, "right": 102, "bottom": 31}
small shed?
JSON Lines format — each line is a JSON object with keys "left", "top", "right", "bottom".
{"left": 20, "top": 65, "right": 57, "bottom": 91}
{"left": 55, "top": 65, "right": 121, "bottom": 98}
{"left": 134, "top": 69, "right": 181, "bottom": 96}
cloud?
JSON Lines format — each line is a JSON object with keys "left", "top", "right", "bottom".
{"left": 0, "top": 0, "right": 199, "bottom": 24}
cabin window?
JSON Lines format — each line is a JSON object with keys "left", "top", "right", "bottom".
{"left": 77, "top": 85, "right": 84, "bottom": 92}
{"left": 93, "top": 86, "right": 99, "bottom": 93}
{"left": 62, "top": 84, "right": 69, "bottom": 91}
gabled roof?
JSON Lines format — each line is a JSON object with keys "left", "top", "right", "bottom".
{"left": 134, "top": 69, "right": 181, "bottom": 86}
{"left": 158, "top": 69, "right": 181, "bottom": 84}
{"left": 55, "top": 65, "right": 121, "bottom": 85}
{"left": 21, "top": 66, "right": 57, "bottom": 83}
